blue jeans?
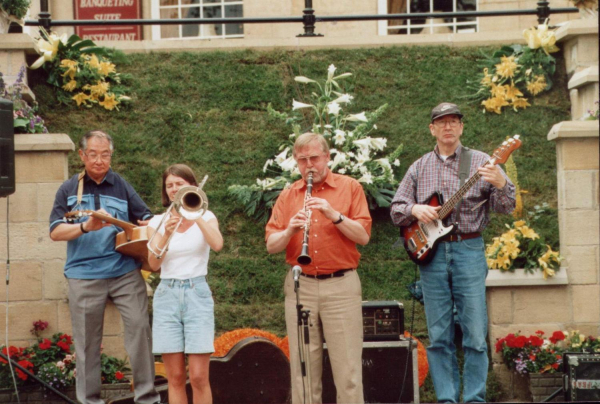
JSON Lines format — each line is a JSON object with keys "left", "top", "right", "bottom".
{"left": 419, "top": 237, "right": 489, "bottom": 403}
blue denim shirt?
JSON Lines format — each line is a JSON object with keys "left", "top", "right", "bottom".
{"left": 49, "top": 169, "right": 153, "bottom": 279}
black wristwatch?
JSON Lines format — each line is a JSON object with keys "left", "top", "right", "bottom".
{"left": 80, "top": 222, "right": 89, "bottom": 234}
{"left": 333, "top": 214, "right": 345, "bottom": 225}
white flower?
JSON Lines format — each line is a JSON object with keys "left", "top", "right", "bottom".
{"left": 291, "top": 167, "right": 301, "bottom": 177}
{"left": 358, "top": 172, "right": 374, "bottom": 184}
{"left": 359, "top": 165, "right": 369, "bottom": 174}
{"left": 31, "top": 31, "right": 69, "bottom": 69}
{"left": 346, "top": 112, "right": 368, "bottom": 122}
{"left": 353, "top": 138, "right": 372, "bottom": 151}
{"left": 338, "top": 168, "right": 346, "bottom": 174}
{"left": 331, "top": 152, "right": 347, "bottom": 169}
{"left": 333, "top": 130, "right": 346, "bottom": 145}
{"left": 327, "top": 64, "right": 337, "bottom": 79}
{"left": 373, "top": 124, "right": 378, "bottom": 129}
{"left": 333, "top": 72, "right": 352, "bottom": 80}
{"left": 274, "top": 148, "right": 289, "bottom": 165}
{"left": 332, "top": 94, "right": 354, "bottom": 104}
{"left": 370, "top": 137, "right": 387, "bottom": 151}
{"left": 280, "top": 156, "right": 297, "bottom": 172}
{"left": 355, "top": 151, "right": 370, "bottom": 166}
{"left": 347, "top": 131, "right": 354, "bottom": 137}
{"left": 289, "top": 133, "right": 296, "bottom": 139}
{"left": 294, "top": 76, "right": 316, "bottom": 84}
{"left": 327, "top": 102, "right": 341, "bottom": 116}
{"left": 56, "top": 361, "right": 65, "bottom": 369}
{"left": 292, "top": 100, "right": 314, "bottom": 110}
{"left": 393, "top": 159, "right": 400, "bottom": 167}
{"left": 375, "top": 158, "right": 391, "bottom": 170}
{"left": 347, "top": 151, "right": 355, "bottom": 158}
{"left": 263, "top": 159, "right": 274, "bottom": 173}
{"left": 324, "top": 124, "right": 333, "bottom": 129}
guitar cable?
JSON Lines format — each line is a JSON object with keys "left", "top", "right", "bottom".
{"left": 397, "top": 261, "right": 418, "bottom": 404}
{"left": 4, "top": 196, "right": 21, "bottom": 403}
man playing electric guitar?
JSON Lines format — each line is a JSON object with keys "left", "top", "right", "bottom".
{"left": 390, "top": 103, "right": 516, "bottom": 403}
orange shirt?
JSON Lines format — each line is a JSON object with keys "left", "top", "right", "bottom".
{"left": 265, "top": 171, "right": 372, "bottom": 275}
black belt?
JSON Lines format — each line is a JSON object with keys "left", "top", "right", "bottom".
{"left": 300, "top": 269, "right": 355, "bottom": 280}
{"left": 439, "top": 232, "right": 481, "bottom": 243}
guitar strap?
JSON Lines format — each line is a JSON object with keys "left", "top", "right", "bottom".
{"left": 454, "top": 146, "right": 472, "bottom": 226}
{"left": 77, "top": 170, "right": 86, "bottom": 206}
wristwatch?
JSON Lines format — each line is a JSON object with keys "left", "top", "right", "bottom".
{"left": 333, "top": 214, "right": 345, "bottom": 225}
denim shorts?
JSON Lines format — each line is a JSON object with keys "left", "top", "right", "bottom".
{"left": 152, "top": 276, "right": 215, "bottom": 354}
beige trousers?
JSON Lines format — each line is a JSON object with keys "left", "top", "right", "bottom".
{"left": 284, "top": 269, "right": 364, "bottom": 404}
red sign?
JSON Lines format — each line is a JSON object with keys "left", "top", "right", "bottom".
{"left": 74, "top": 0, "right": 142, "bottom": 41}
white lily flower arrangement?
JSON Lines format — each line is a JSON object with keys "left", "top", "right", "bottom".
{"left": 228, "top": 64, "right": 403, "bottom": 222}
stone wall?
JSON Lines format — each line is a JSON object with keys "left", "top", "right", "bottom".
{"left": 0, "top": 134, "right": 128, "bottom": 360}
{"left": 487, "top": 18, "right": 599, "bottom": 401}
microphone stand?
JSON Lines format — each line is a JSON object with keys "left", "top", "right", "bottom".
{"left": 292, "top": 265, "right": 313, "bottom": 403}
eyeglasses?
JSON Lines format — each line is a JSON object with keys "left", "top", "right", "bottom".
{"left": 296, "top": 154, "right": 326, "bottom": 165}
{"left": 433, "top": 118, "right": 462, "bottom": 128}
{"left": 83, "top": 151, "right": 113, "bottom": 161}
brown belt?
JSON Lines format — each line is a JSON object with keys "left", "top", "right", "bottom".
{"left": 439, "top": 232, "right": 481, "bottom": 243}
{"left": 300, "top": 269, "right": 354, "bottom": 280}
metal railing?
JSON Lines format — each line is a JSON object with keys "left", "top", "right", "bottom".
{"left": 24, "top": 0, "right": 578, "bottom": 38}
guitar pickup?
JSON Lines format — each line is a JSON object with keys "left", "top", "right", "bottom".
{"left": 419, "top": 223, "right": 429, "bottom": 237}
{"left": 407, "top": 238, "right": 417, "bottom": 252}
{"left": 415, "top": 230, "right": 425, "bottom": 243}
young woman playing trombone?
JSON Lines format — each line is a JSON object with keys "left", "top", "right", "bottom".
{"left": 147, "top": 164, "right": 223, "bottom": 404}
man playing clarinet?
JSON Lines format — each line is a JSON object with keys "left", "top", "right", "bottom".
{"left": 266, "top": 132, "right": 372, "bottom": 404}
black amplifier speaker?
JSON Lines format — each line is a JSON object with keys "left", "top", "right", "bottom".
{"left": 0, "top": 99, "right": 15, "bottom": 198}
{"left": 322, "top": 339, "right": 420, "bottom": 403}
{"left": 563, "top": 352, "right": 600, "bottom": 402}
{"left": 362, "top": 300, "right": 404, "bottom": 341}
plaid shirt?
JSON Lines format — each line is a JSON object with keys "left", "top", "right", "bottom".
{"left": 390, "top": 144, "right": 515, "bottom": 233}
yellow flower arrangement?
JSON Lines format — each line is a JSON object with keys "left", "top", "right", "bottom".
{"left": 30, "top": 30, "right": 131, "bottom": 111}
{"left": 486, "top": 220, "right": 561, "bottom": 277}
{"left": 470, "top": 22, "right": 558, "bottom": 115}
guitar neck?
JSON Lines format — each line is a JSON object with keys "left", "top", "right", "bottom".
{"left": 438, "top": 159, "right": 491, "bottom": 220}
{"left": 77, "top": 211, "right": 136, "bottom": 231}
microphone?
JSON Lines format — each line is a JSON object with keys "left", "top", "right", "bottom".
{"left": 292, "top": 265, "right": 302, "bottom": 282}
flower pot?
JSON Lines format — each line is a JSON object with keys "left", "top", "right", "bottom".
{"left": 528, "top": 373, "right": 563, "bottom": 402}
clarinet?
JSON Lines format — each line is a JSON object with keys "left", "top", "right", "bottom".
{"left": 297, "top": 172, "right": 313, "bottom": 265}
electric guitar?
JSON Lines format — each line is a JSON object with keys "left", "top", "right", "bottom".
{"left": 64, "top": 210, "right": 151, "bottom": 271}
{"left": 400, "top": 135, "right": 522, "bottom": 265}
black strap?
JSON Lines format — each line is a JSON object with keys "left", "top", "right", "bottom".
{"left": 454, "top": 146, "right": 472, "bottom": 226}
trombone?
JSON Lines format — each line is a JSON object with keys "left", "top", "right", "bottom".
{"left": 148, "top": 175, "right": 209, "bottom": 259}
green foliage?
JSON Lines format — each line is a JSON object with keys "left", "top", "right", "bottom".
{"left": 32, "top": 47, "right": 568, "bottom": 401}
{"left": 100, "top": 354, "right": 130, "bottom": 384}
{"left": 0, "top": 0, "right": 30, "bottom": 19}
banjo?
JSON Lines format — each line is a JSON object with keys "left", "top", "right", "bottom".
{"left": 64, "top": 210, "right": 151, "bottom": 271}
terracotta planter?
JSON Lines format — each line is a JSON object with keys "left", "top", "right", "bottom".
{"left": 528, "top": 373, "right": 563, "bottom": 403}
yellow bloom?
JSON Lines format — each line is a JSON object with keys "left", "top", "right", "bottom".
{"left": 72, "top": 92, "right": 90, "bottom": 107}
{"left": 85, "top": 54, "right": 102, "bottom": 70}
{"left": 99, "top": 61, "right": 116, "bottom": 76}
{"left": 490, "top": 83, "right": 507, "bottom": 98}
{"left": 505, "top": 84, "right": 524, "bottom": 101}
{"left": 500, "top": 228, "right": 518, "bottom": 243}
{"left": 513, "top": 220, "right": 527, "bottom": 228}
{"left": 89, "top": 81, "right": 110, "bottom": 97}
{"left": 495, "top": 56, "right": 518, "bottom": 79}
{"left": 496, "top": 252, "right": 511, "bottom": 270}
{"left": 526, "top": 75, "right": 547, "bottom": 96}
{"left": 512, "top": 97, "right": 531, "bottom": 111}
{"left": 519, "top": 225, "right": 539, "bottom": 239}
{"left": 99, "top": 93, "right": 120, "bottom": 111}
{"left": 503, "top": 241, "right": 520, "bottom": 260}
{"left": 480, "top": 68, "right": 493, "bottom": 87}
{"left": 62, "top": 79, "right": 78, "bottom": 92}
{"left": 481, "top": 96, "right": 509, "bottom": 114}
{"left": 60, "top": 59, "right": 78, "bottom": 80}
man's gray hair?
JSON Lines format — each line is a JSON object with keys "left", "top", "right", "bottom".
{"left": 79, "top": 130, "right": 114, "bottom": 151}
{"left": 293, "top": 132, "right": 329, "bottom": 157}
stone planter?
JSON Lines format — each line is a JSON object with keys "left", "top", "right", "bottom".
{"left": 486, "top": 267, "right": 568, "bottom": 287}
{"left": 0, "top": 382, "right": 132, "bottom": 404}
{"left": 528, "top": 373, "right": 563, "bottom": 403}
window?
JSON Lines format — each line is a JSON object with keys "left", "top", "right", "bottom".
{"left": 152, "top": 0, "right": 243, "bottom": 40}
{"left": 378, "top": 0, "right": 478, "bottom": 35}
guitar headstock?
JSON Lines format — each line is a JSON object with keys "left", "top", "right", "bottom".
{"left": 491, "top": 135, "right": 522, "bottom": 165}
{"left": 64, "top": 210, "right": 92, "bottom": 222}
